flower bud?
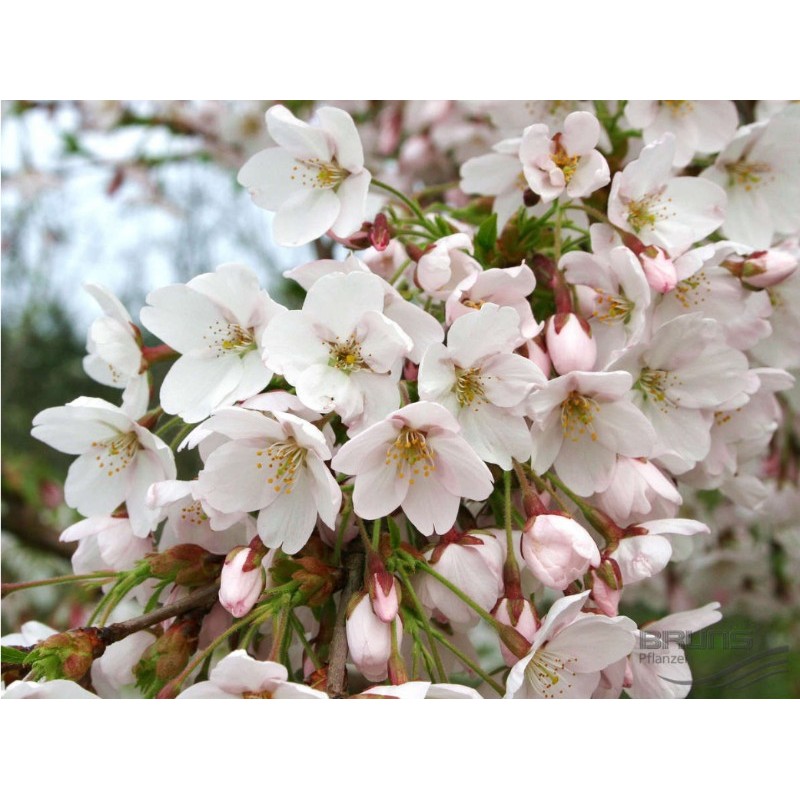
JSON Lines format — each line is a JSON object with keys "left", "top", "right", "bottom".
{"left": 639, "top": 246, "right": 678, "bottom": 293}
{"left": 367, "top": 552, "right": 400, "bottom": 623}
{"left": 738, "top": 249, "right": 798, "bottom": 288}
{"left": 521, "top": 514, "right": 601, "bottom": 590}
{"left": 134, "top": 616, "right": 200, "bottom": 698}
{"left": 493, "top": 598, "right": 539, "bottom": 666}
{"left": 369, "top": 212, "right": 392, "bottom": 251}
{"left": 346, "top": 593, "right": 395, "bottom": 683}
{"left": 25, "top": 628, "right": 106, "bottom": 682}
{"left": 146, "top": 544, "right": 223, "bottom": 587}
{"left": 521, "top": 338, "right": 551, "bottom": 377}
{"left": 545, "top": 313, "right": 596, "bottom": 374}
{"left": 219, "top": 546, "right": 266, "bottom": 618}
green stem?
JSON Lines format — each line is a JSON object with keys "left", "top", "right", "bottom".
{"left": 372, "top": 518, "right": 382, "bottom": 550}
{"left": 412, "top": 559, "right": 502, "bottom": 634}
{"left": 428, "top": 628, "right": 504, "bottom": 696}
{"left": 371, "top": 178, "right": 438, "bottom": 235}
{"left": 1, "top": 571, "right": 117, "bottom": 598}
{"left": 290, "top": 612, "right": 322, "bottom": 671}
{"left": 503, "top": 471, "right": 518, "bottom": 572}
{"left": 396, "top": 568, "right": 447, "bottom": 682}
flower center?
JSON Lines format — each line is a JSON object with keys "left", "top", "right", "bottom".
{"left": 241, "top": 689, "right": 274, "bottom": 699}
{"left": 661, "top": 100, "right": 694, "bottom": 117}
{"left": 636, "top": 368, "right": 681, "bottom": 410}
{"left": 255, "top": 439, "right": 307, "bottom": 495}
{"left": 673, "top": 269, "right": 711, "bottom": 310}
{"left": 524, "top": 648, "right": 578, "bottom": 698}
{"left": 462, "top": 298, "right": 485, "bottom": 310}
{"left": 560, "top": 392, "right": 600, "bottom": 442}
{"left": 203, "top": 321, "right": 256, "bottom": 358}
{"left": 385, "top": 428, "right": 436, "bottom": 483}
{"left": 551, "top": 140, "right": 580, "bottom": 183}
{"left": 454, "top": 366, "right": 487, "bottom": 408}
{"left": 92, "top": 430, "right": 140, "bottom": 477}
{"left": 291, "top": 158, "right": 349, "bottom": 190}
{"left": 327, "top": 335, "right": 366, "bottom": 374}
{"left": 726, "top": 160, "right": 772, "bottom": 192}
{"left": 626, "top": 189, "right": 669, "bottom": 234}
{"left": 179, "top": 500, "right": 209, "bottom": 527}
{"left": 593, "top": 289, "right": 633, "bottom": 324}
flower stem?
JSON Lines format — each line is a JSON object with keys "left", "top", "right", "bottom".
{"left": 396, "top": 567, "right": 447, "bottom": 682}
{"left": 1, "top": 571, "right": 117, "bottom": 598}
{"left": 371, "top": 178, "right": 438, "bottom": 235}
{"left": 428, "top": 628, "right": 504, "bottom": 696}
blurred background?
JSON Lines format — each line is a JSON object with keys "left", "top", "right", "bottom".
{"left": 2, "top": 100, "right": 798, "bottom": 697}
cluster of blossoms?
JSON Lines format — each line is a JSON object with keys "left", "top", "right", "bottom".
{"left": 4, "top": 100, "right": 799, "bottom": 701}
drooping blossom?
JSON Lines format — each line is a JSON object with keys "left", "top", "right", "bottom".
{"left": 140, "top": 263, "right": 283, "bottom": 423}
{"left": 238, "top": 104, "right": 372, "bottom": 246}
{"left": 263, "top": 271, "right": 412, "bottom": 432}
{"left": 331, "top": 401, "right": 493, "bottom": 535}
{"left": 418, "top": 304, "right": 545, "bottom": 468}
{"left": 31, "top": 397, "right": 176, "bottom": 536}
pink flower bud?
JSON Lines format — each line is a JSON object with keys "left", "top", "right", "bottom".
{"left": 639, "top": 246, "right": 678, "bottom": 293}
{"left": 369, "top": 572, "right": 400, "bottom": 623}
{"left": 493, "top": 598, "right": 540, "bottom": 666}
{"left": 545, "top": 313, "right": 596, "bottom": 374}
{"left": 521, "top": 514, "right": 601, "bottom": 590}
{"left": 346, "top": 593, "right": 400, "bottom": 682}
{"left": 739, "top": 249, "right": 798, "bottom": 288}
{"left": 219, "top": 547, "right": 265, "bottom": 618}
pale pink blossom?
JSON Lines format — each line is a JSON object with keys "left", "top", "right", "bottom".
{"left": 31, "top": 398, "right": 176, "bottom": 536}
{"left": 545, "top": 313, "right": 597, "bottom": 375}
{"left": 505, "top": 592, "right": 637, "bottom": 699}
{"left": 140, "top": 264, "right": 283, "bottom": 423}
{"left": 219, "top": 546, "right": 266, "bottom": 618}
{"left": 608, "top": 134, "right": 727, "bottom": 255}
{"left": 521, "top": 514, "right": 601, "bottom": 590}
{"left": 177, "top": 650, "right": 328, "bottom": 699}
{"left": 331, "top": 401, "right": 493, "bottom": 535}
{"left": 520, "top": 111, "right": 610, "bottom": 202}
{"left": 418, "top": 304, "right": 545, "bottom": 468}
{"left": 415, "top": 233, "right": 481, "bottom": 300}
{"left": 238, "top": 104, "right": 372, "bottom": 247}
{"left": 346, "top": 593, "right": 401, "bottom": 682}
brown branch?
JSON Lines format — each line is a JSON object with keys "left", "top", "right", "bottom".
{"left": 326, "top": 550, "right": 364, "bottom": 698}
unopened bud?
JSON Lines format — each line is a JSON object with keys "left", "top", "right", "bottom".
{"left": 590, "top": 559, "right": 623, "bottom": 616}
{"left": 146, "top": 544, "right": 223, "bottom": 587}
{"left": 369, "top": 213, "right": 392, "bottom": 251}
{"left": 367, "top": 553, "right": 400, "bottom": 623}
{"left": 640, "top": 246, "right": 678, "bottom": 293}
{"left": 545, "top": 312, "right": 596, "bottom": 374}
{"left": 219, "top": 546, "right": 266, "bottom": 618}
{"left": 737, "top": 249, "right": 798, "bottom": 289}
{"left": 25, "top": 628, "right": 106, "bottom": 682}
{"left": 134, "top": 617, "right": 200, "bottom": 698}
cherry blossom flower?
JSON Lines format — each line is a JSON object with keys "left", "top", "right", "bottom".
{"left": 627, "top": 603, "right": 722, "bottom": 699}
{"left": 194, "top": 408, "right": 341, "bottom": 555}
{"left": 520, "top": 514, "right": 601, "bottom": 590}
{"left": 625, "top": 101, "right": 738, "bottom": 168}
{"left": 445, "top": 262, "right": 541, "bottom": 339}
{"left": 283, "top": 254, "right": 443, "bottom": 363}
{"left": 3, "top": 680, "right": 100, "bottom": 700}
{"left": 331, "top": 401, "right": 493, "bottom": 535}
{"left": 702, "top": 108, "right": 800, "bottom": 249}
{"left": 545, "top": 313, "right": 597, "bottom": 375}
{"left": 358, "top": 682, "right": 483, "bottom": 699}
{"left": 415, "top": 233, "right": 482, "bottom": 300}
{"left": 416, "top": 531, "right": 504, "bottom": 625}
{"left": 82, "top": 283, "right": 148, "bottom": 418}
{"left": 140, "top": 263, "right": 283, "bottom": 423}
{"left": 611, "top": 314, "right": 760, "bottom": 473}
{"left": 418, "top": 304, "right": 545, "bottom": 468}
{"left": 505, "top": 592, "right": 636, "bottom": 699}
{"left": 238, "top": 104, "right": 372, "bottom": 247}
{"left": 608, "top": 134, "right": 727, "bottom": 255}
{"left": 31, "top": 398, "right": 176, "bottom": 536}
{"left": 612, "top": 518, "right": 709, "bottom": 584}
{"left": 263, "top": 271, "right": 412, "bottom": 431}
{"left": 520, "top": 111, "right": 610, "bottom": 202}
{"left": 219, "top": 545, "right": 266, "bottom": 618}
{"left": 177, "top": 651, "right": 328, "bottom": 699}
{"left": 528, "top": 371, "right": 657, "bottom": 496}
{"left": 459, "top": 137, "right": 526, "bottom": 230}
